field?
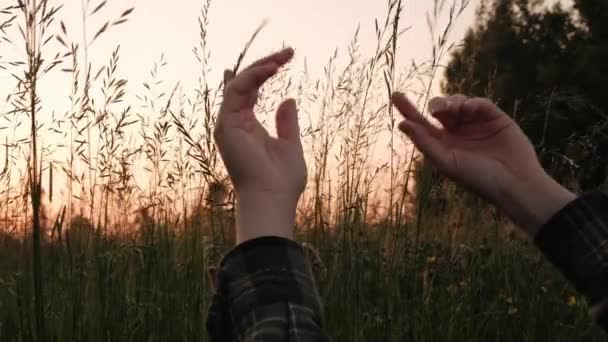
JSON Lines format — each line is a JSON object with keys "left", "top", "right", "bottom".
{"left": 0, "top": 0, "right": 605, "bottom": 341}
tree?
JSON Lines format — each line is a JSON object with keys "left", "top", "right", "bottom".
{"left": 441, "top": 0, "right": 608, "bottom": 191}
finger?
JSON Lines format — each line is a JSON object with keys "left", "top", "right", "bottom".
{"left": 446, "top": 94, "right": 467, "bottom": 113}
{"left": 222, "top": 63, "right": 279, "bottom": 113}
{"left": 222, "top": 49, "right": 295, "bottom": 111}
{"left": 223, "top": 69, "right": 235, "bottom": 87}
{"left": 398, "top": 119, "right": 451, "bottom": 172}
{"left": 392, "top": 93, "right": 442, "bottom": 138}
{"left": 240, "top": 47, "right": 295, "bottom": 73}
{"left": 227, "top": 63, "right": 278, "bottom": 94}
{"left": 428, "top": 96, "right": 447, "bottom": 114}
{"left": 430, "top": 94, "right": 468, "bottom": 130}
{"left": 461, "top": 97, "right": 505, "bottom": 123}
{"left": 276, "top": 98, "right": 301, "bottom": 145}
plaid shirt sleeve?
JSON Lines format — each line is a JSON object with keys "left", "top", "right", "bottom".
{"left": 534, "top": 191, "right": 608, "bottom": 331}
{"left": 206, "top": 236, "right": 330, "bottom": 342}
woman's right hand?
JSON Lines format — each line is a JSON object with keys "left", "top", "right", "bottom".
{"left": 391, "top": 93, "right": 576, "bottom": 237}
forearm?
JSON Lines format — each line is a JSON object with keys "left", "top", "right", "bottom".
{"left": 501, "top": 176, "right": 608, "bottom": 332}
{"left": 499, "top": 172, "right": 577, "bottom": 238}
{"left": 235, "top": 191, "right": 298, "bottom": 244}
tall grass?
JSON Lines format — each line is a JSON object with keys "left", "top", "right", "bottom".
{"left": 0, "top": 0, "right": 605, "bottom": 341}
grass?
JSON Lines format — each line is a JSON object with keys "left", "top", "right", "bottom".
{"left": 0, "top": 0, "right": 605, "bottom": 340}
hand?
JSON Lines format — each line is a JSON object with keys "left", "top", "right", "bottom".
{"left": 391, "top": 93, "right": 576, "bottom": 237}
{"left": 214, "top": 48, "right": 306, "bottom": 245}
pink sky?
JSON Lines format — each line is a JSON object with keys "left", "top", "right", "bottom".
{"left": 9, "top": 0, "right": 476, "bottom": 115}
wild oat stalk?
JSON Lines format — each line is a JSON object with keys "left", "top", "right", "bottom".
{"left": 232, "top": 19, "right": 268, "bottom": 75}
{"left": 411, "top": 0, "right": 470, "bottom": 249}
{"left": 9, "top": 0, "right": 65, "bottom": 338}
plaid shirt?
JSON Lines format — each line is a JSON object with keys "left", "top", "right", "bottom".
{"left": 534, "top": 191, "right": 608, "bottom": 330}
{"left": 206, "top": 237, "right": 330, "bottom": 341}
{"left": 207, "top": 191, "right": 608, "bottom": 341}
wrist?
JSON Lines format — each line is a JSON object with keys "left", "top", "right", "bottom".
{"left": 500, "top": 171, "right": 577, "bottom": 238}
{"left": 235, "top": 190, "right": 299, "bottom": 245}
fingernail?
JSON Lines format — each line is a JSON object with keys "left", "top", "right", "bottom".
{"left": 283, "top": 47, "right": 295, "bottom": 57}
{"left": 223, "top": 69, "right": 234, "bottom": 81}
{"left": 429, "top": 97, "right": 447, "bottom": 114}
{"left": 398, "top": 120, "right": 412, "bottom": 134}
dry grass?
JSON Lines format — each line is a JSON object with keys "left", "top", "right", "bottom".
{"left": 0, "top": 0, "right": 604, "bottom": 340}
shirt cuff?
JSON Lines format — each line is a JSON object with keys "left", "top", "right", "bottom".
{"left": 207, "top": 236, "right": 323, "bottom": 339}
{"left": 534, "top": 191, "right": 608, "bottom": 312}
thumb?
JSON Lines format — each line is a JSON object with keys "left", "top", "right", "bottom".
{"left": 461, "top": 97, "right": 506, "bottom": 123}
{"left": 276, "top": 98, "right": 301, "bottom": 144}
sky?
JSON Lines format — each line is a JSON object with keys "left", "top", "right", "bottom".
{"left": 104, "top": 0, "right": 474, "bottom": 82}
{"left": 0, "top": 0, "right": 478, "bottom": 115}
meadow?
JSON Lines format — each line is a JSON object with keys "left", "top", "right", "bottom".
{"left": 0, "top": 0, "right": 605, "bottom": 340}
